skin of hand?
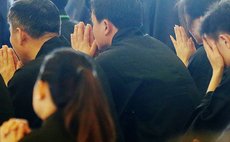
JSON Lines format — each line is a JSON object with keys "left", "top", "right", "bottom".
{"left": 203, "top": 36, "right": 224, "bottom": 93}
{"left": 0, "top": 119, "right": 31, "bottom": 142}
{"left": 170, "top": 25, "right": 196, "bottom": 67}
{"left": 0, "top": 45, "right": 22, "bottom": 86}
{"left": 71, "top": 22, "right": 97, "bottom": 57}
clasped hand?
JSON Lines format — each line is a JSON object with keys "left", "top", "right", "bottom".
{"left": 0, "top": 119, "right": 31, "bottom": 142}
{"left": 0, "top": 45, "right": 22, "bottom": 86}
{"left": 71, "top": 22, "right": 98, "bottom": 57}
{"left": 170, "top": 25, "right": 196, "bottom": 66}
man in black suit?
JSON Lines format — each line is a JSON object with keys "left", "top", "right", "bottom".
{"left": 0, "top": 75, "right": 14, "bottom": 125}
{"left": 0, "top": 0, "right": 67, "bottom": 128}
{"left": 71, "top": 0, "right": 201, "bottom": 141}
{"left": 185, "top": 1, "right": 230, "bottom": 141}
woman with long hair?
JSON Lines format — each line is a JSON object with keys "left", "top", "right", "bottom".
{"left": 0, "top": 48, "right": 116, "bottom": 142}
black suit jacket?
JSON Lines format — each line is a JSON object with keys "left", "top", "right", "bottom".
{"left": 186, "top": 68, "right": 230, "bottom": 142}
{"left": 95, "top": 28, "right": 201, "bottom": 142}
{"left": 0, "top": 75, "right": 14, "bottom": 125}
{"left": 8, "top": 37, "right": 66, "bottom": 128}
{"left": 20, "top": 111, "right": 75, "bottom": 142}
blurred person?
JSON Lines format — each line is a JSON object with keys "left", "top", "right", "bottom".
{"left": 0, "top": 0, "right": 67, "bottom": 128}
{"left": 71, "top": 0, "right": 201, "bottom": 141}
{"left": 170, "top": 0, "right": 220, "bottom": 95}
{"left": 50, "top": 0, "right": 76, "bottom": 46}
{"left": 0, "top": 0, "right": 11, "bottom": 46}
{"left": 65, "top": 0, "right": 91, "bottom": 23}
{"left": 0, "top": 48, "right": 116, "bottom": 142}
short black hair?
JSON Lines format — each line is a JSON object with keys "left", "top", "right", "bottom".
{"left": 177, "top": 0, "right": 219, "bottom": 28}
{"left": 50, "top": 0, "right": 68, "bottom": 10}
{"left": 8, "top": 0, "right": 60, "bottom": 39}
{"left": 200, "top": 0, "right": 230, "bottom": 40}
{"left": 91, "top": 0, "right": 143, "bottom": 29}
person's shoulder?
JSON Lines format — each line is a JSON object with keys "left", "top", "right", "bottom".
{"left": 188, "top": 46, "right": 210, "bottom": 69}
{"left": 20, "top": 113, "right": 75, "bottom": 142}
{"left": 8, "top": 59, "right": 43, "bottom": 88}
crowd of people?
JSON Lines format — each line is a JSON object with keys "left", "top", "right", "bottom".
{"left": 0, "top": 0, "right": 229, "bottom": 142}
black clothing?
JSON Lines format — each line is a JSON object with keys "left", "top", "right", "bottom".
{"left": 59, "top": 10, "right": 77, "bottom": 46}
{"left": 187, "top": 68, "right": 230, "bottom": 142}
{"left": 95, "top": 28, "right": 200, "bottom": 142}
{"left": 8, "top": 37, "right": 66, "bottom": 128}
{"left": 0, "top": 75, "right": 14, "bottom": 125}
{"left": 188, "top": 46, "right": 212, "bottom": 95}
{"left": 20, "top": 111, "right": 75, "bottom": 142}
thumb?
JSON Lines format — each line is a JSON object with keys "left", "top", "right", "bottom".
{"left": 90, "top": 41, "right": 98, "bottom": 57}
{"left": 170, "top": 35, "right": 177, "bottom": 47}
{"left": 16, "top": 61, "right": 23, "bottom": 70}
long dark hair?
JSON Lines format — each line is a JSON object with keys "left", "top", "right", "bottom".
{"left": 37, "top": 48, "right": 116, "bottom": 142}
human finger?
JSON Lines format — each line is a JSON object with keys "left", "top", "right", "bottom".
{"left": 89, "top": 25, "right": 94, "bottom": 46}
{"left": 90, "top": 40, "right": 98, "bottom": 57}
{"left": 77, "top": 22, "right": 85, "bottom": 42}
{"left": 203, "top": 37, "right": 212, "bottom": 56}
{"left": 7, "top": 48, "right": 16, "bottom": 70}
{"left": 2, "top": 45, "right": 8, "bottom": 66}
{"left": 71, "top": 24, "right": 79, "bottom": 50}
{"left": 174, "top": 25, "right": 182, "bottom": 42}
{"left": 170, "top": 35, "right": 177, "bottom": 47}
{"left": 180, "top": 26, "right": 188, "bottom": 42}
{"left": 83, "top": 24, "right": 90, "bottom": 44}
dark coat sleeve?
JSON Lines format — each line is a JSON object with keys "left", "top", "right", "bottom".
{"left": 186, "top": 75, "right": 230, "bottom": 141}
{"left": 0, "top": 75, "right": 14, "bottom": 125}
{"left": 7, "top": 62, "right": 42, "bottom": 128}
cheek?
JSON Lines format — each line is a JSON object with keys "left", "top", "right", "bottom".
{"left": 92, "top": 26, "right": 102, "bottom": 47}
{"left": 32, "top": 85, "right": 40, "bottom": 115}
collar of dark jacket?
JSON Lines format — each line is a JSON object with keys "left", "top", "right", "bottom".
{"left": 35, "top": 37, "right": 64, "bottom": 59}
{"left": 111, "top": 27, "right": 144, "bottom": 46}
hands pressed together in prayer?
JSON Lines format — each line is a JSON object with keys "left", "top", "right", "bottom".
{"left": 0, "top": 119, "right": 31, "bottom": 142}
{"left": 71, "top": 22, "right": 98, "bottom": 57}
{"left": 170, "top": 25, "right": 196, "bottom": 67}
{"left": 0, "top": 45, "right": 22, "bottom": 86}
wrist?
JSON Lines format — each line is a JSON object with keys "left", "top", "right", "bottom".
{"left": 213, "top": 67, "right": 224, "bottom": 77}
{"left": 181, "top": 58, "right": 189, "bottom": 67}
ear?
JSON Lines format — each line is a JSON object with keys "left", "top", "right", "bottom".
{"left": 16, "top": 27, "right": 28, "bottom": 46}
{"left": 103, "top": 19, "right": 113, "bottom": 36}
{"left": 219, "top": 34, "right": 230, "bottom": 49}
{"left": 34, "top": 80, "right": 50, "bottom": 100}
